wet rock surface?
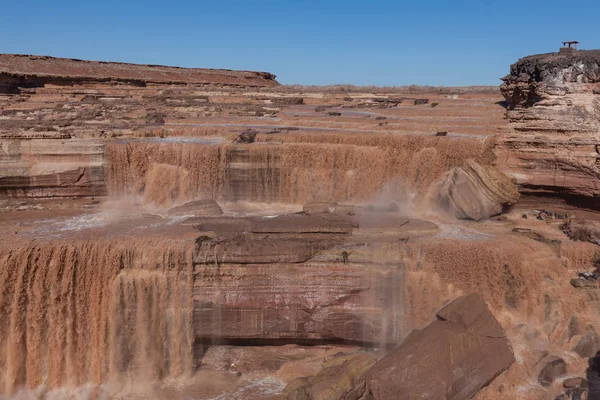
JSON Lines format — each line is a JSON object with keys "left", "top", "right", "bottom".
{"left": 167, "top": 199, "right": 223, "bottom": 216}
{"left": 283, "top": 353, "right": 376, "bottom": 400}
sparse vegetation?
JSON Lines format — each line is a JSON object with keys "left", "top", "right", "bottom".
{"left": 77, "top": 108, "right": 103, "bottom": 119}
{"left": 593, "top": 250, "right": 600, "bottom": 269}
{"left": 256, "top": 84, "right": 499, "bottom": 95}
{"left": 145, "top": 110, "right": 166, "bottom": 125}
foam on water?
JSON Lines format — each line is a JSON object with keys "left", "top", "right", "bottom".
{"left": 206, "top": 377, "right": 285, "bottom": 400}
{"left": 437, "top": 223, "right": 495, "bottom": 241}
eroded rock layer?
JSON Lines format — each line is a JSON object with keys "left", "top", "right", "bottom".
{"left": 0, "top": 54, "right": 279, "bottom": 93}
{"left": 499, "top": 50, "right": 600, "bottom": 205}
{"left": 437, "top": 159, "right": 520, "bottom": 220}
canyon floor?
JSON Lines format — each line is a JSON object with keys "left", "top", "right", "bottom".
{"left": 1, "top": 55, "right": 599, "bottom": 400}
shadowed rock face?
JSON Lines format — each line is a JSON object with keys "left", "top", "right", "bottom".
{"left": 499, "top": 50, "right": 600, "bottom": 205}
{"left": 351, "top": 294, "right": 514, "bottom": 400}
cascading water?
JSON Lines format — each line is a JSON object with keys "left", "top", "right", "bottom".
{"left": 104, "top": 134, "right": 493, "bottom": 204}
{"left": 0, "top": 238, "right": 194, "bottom": 397}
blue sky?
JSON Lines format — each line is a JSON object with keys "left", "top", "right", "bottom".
{"left": 2, "top": 0, "right": 599, "bottom": 86}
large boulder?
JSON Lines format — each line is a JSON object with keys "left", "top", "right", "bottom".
{"left": 538, "top": 356, "right": 567, "bottom": 387}
{"left": 283, "top": 353, "right": 376, "bottom": 400}
{"left": 351, "top": 294, "right": 514, "bottom": 400}
{"left": 573, "top": 325, "right": 600, "bottom": 358}
{"left": 562, "top": 219, "right": 600, "bottom": 246}
{"left": 437, "top": 159, "right": 520, "bottom": 221}
{"left": 167, "top": 199, "right": 223, "bottom": 216}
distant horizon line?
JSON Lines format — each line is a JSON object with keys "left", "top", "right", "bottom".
{"left": 0, "top": 52, "right": 503, "bottom": 89}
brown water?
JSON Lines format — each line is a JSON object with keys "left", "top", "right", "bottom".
{"left": 2, "top": 213, "right": 599, "bottom": 399}
{"left": 105, "top": 134, "right": 494, "bottom": 204}
{"left": 0, "top": 238, "right": 194, "bottom": 396}
{"left": 7, "top": 132, "right": 596, "bottom": 399}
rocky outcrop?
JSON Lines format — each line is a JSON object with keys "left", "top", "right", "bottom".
{"left": 167, "top": 199, "right": 223, "bottom": 216}
{"left": 0, "top": 54, "right": 279, "bottom": 93}
{"left": 437, "top": 159, "right": 520, "bottom": 220}
{"left": 562, "top": 218, "right": 600, "bottom": 245}
{"left": 282, "top": 353, "right": 377, "bottom": 400}
{"left": 0, "top": 138, "right": 106, "bottom": 198}
{"left": 499, "top": 50, "right": 600, "bottom": 205}
{"left": 538, "top": 356, "right": 567, "bottom": 387}
{"left": 573, "top": 325, "right": 600, "bottom": 358}
{"left": 351, "top": 294, "right": 514, "bottom": 400}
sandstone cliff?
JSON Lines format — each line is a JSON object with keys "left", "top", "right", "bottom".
{"left": 499, "top": 50, "right": 600, "bottom": 206}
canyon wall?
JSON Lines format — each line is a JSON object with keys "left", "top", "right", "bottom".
{"left": 499, "top": 50, "right": 600, "bottom": 207}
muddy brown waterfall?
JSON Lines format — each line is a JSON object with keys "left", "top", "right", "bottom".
{"left": 105, "top": 135, "right": 493, "bottom": 204}
{"left": 6, "top": 46, "right": 600, "bottom": 400}
{"left": 0, "top": 239, "right": 194, "bottom": 395}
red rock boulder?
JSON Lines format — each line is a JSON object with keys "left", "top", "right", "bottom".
{"left": 351, "top": 293, "right": 515, "bottom": 400}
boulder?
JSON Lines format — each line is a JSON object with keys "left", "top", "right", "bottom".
{"left": 555, "top": 387, "right": 587, "bottom": 400}
{"left": 283, "top": 377, "right": 312, "bottom": 400}
{"left": 569, "top": 315, "right": 582, "bottom": 341}
{"left": 303, "top": 201, "right": 339, "bottom": 214}
{"left": 573, "top": 325, "right": 600, "bottom": 358}
{"left": 283, "top": 353, "right": 376, "bottom": 400}
{"left": 563, "top": 377, "right": 588, "bottom": 389}
{"left": 273, "top": 97, "right": 304, "bottom": 105}
{"left": 538, "top": 356, "right": 567, "bottom": 387}
{"left": 351, "top": 293, "right": 514, "bottom": 400}
{"left": 234, "top": 128, "right": 258, "bottom": 143}
{"left": 562, "top": 219, "right": 600, "bottom": 246}
{"left": 145, "top": 110, "right": 165, "bottom": 125}
{"left": 437, "top": 159, "right": 520, "bottom": 221}
{"left": 167, "top": 199, "right": 223, "bottom": 216}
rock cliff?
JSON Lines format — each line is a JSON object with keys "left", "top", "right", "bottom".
{"left": 0, "top": 54, "right": 279, "bottom": 93}
{"left": 499, "top": 50, "right": 600, "bottom": 206}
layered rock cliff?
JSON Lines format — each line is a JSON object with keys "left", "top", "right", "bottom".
{"left": 437, "top": 159, "right": 520, "bottom": 220}
{"left": 0, "top": 54, "right": 279, "bottom": 93}
{"left": 499, "top": 50, "right": 600, "bottom": 206}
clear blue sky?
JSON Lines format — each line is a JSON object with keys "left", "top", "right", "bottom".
{"left": 3, "top": 0, "right": 599, "bottom": 86}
